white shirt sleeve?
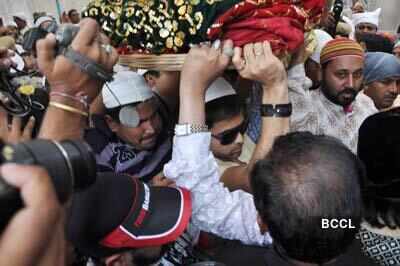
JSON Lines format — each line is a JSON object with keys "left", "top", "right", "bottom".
{"left": 288, "top": 64, "right": 319, "bottom": 134}
{"left": 164, "top": 133, "right": 272, "bottom": 246}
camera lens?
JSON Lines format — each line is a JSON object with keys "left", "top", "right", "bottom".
{"left": 0, "top": 139, "right": 97, "bottom": 232}
{"left": 4, "top": 139, "right": 97, "bottom": 202}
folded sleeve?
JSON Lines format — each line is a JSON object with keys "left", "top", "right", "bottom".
{"left": 164, "top": 133, "right": 272, "bottom": 246}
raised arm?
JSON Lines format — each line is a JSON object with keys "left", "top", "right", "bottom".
{"left": 37, "top": 19, "right": 118, "bottom": 141}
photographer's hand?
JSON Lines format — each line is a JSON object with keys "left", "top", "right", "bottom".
{"left": 0, "top": 164, "right": 66, "bottom": 266}
{"left": 0, "top": 109, "right": 35, "bottom": 144}
{"left": 37, "top": 18, "right": 118, "bottom": 141}
{"left": 179, "top": 40, "right": 233, "bottom": 124}
{"left": 36, "top": 18, "right": 118, "bottom": 102}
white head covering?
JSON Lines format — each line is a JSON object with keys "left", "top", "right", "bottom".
{"left": 352, "top": 8, "right": 381, "bottom": 28}
{"left": 310, "top": 30, "right": 333, "bottom": 64}
{"left": 34, "top": 16, "right": 54, "bottom": 27}
{"left": 13, "top": 13, "right": 28, "bottom": 22}
{"left": 205, "top": 77, "right": 236, "bottom": 103}
{"left": 102, "top": 71, "right": 153, "bottom": 109}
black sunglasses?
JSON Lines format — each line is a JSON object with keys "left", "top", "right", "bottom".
{"left": 212, "top": 119, "right": 248, "bottom": 145}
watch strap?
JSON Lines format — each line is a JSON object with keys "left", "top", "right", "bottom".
{"left": 175, "top": 124, "right": 208, "bottom": 136}
{"left": 260, "top": 103, "right": 292, "bottom": 117}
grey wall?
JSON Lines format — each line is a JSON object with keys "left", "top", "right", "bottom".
{"left": 367, "top": 0, "right": 400, "bottom": 32}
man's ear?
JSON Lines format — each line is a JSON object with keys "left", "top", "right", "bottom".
{"left": 257, "top": 214, "right": 269, "bottom": 234}
{"left": 105, "top": 254, "right": 124, "bottom": 266}
{"left": 105, "top": 115, "right": 120, "bottom": 133}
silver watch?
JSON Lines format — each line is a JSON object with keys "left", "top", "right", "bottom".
{"left": 174, "top": 123, "right": 209, "bottom": 136}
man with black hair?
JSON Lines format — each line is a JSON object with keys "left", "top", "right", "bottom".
{"left": 68, "top": 9, "right": 81, "bottom": 24}
{"left": 84, "top": 71, "right": 172, "bottom": 182}
{"left": 357, "top": 107, "right": 400, "bottom": 266}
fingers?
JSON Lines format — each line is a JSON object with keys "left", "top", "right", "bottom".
{"left": 21, "top": 116, "right": 35, "bottom": 141}
{"left": 0, "top": 164, "right": 61, "bottom": 265}
{"left": 36, "top": 33, "right": 56, "bottom": 75}
{"left": 0, "top": 108, "right": 8, "bottom": 139}
{"left": 244, "top": 43, "right": 255, "bottom": 63}
{"left": 262, "top": 41, "right": 272, "bottom": 57}
{"left": 72, "top": 18, "right": 100, "bottom": 48}
{"left": 232, "top": 46, "right": 246, "bottom": 72}
{"left": 254, "top": 42, "right": 264, "bottom": 57}
{"left": 0, "top": 164, "right": 59, "bottom": 209}
{"left": 10, "top": 116, "right": 22, "bottom": 138}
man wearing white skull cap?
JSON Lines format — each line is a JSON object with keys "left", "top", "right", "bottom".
{"left": 352, "top": 8, "right": 381, "bottom": 35}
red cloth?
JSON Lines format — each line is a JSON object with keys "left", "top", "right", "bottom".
{"left": 207, "top": 0, "right": 325, "bottom": 56}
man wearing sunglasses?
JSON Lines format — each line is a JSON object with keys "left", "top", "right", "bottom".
{"left": 84, "top": 71, "right": 172, "bottom": 182}
{"left": 205, "top": 77, "right": 254, "bottom": 192}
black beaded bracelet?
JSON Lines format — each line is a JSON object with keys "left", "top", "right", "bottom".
{"left": 260, "top": 103, "right": 292, "bottom": 117}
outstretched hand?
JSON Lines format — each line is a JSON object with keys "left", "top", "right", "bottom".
{"left": 232, "top": 41, "right": 286, "bottom": 88}
{"left": 180, "top": 40, "right": 233, "bottom": 94}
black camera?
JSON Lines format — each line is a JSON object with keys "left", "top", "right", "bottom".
{"left": 22, "top": 21, "right": 79, "bottom": 55}
{"left": 0, "top": 139, "right": 96, "bottom": 232}
{"left": 327, "top": 0, "right": 344, "bottom": 37}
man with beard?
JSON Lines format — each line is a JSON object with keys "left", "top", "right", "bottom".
{"left": 248, "top": 38, "right": 377, "bottom": 153}
{"left": 362, "top": 52, "right": 400, "bottom": 110}
{"left": 288, "top": 38, "right": 377, "bottom": 153}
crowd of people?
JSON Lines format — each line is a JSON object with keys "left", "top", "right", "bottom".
{"left": 0, "top": 0, "right": 400, "bottom": 266}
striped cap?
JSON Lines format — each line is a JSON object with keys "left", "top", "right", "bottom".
{"left": 320, "top": 38, "right": 364, "bottom": 65}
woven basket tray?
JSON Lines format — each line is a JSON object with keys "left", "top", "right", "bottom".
{"left": 118, "top": 54, "right": 187, "bottom": 71}
{"left": 118, "top": 54, "right": 240, "bottom": 71}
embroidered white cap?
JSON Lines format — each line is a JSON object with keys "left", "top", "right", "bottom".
{"left": 205, "top": 77, "right": 236, "bottom": 103}
{"left": 310, "top": 29, "right": 333, "bottom": 64}
{"left": 102, "top": 71, "right": 153, "bottom": 109}
{"left": 352, "top": 8, "right": 381, "bottom": 28}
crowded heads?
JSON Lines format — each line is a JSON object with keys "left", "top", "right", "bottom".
{"left": 320, "top": 38, "right": 365, "bottom": 107}
{"left": 353, "top": 8, "right": 381, "bottom": 35}
{"left": 67, "top": 173, "right": 191, "bottom": 259}
{"left": 305, "top": 29, "right": 333, "bottom": 90}
{"left": 251, "top": 132, "right": 363, "bottom": 264}
{"left": 205, "top": 78, "right": 246, "bottom": 161}
{"left": 102, "top": 71, "right": 162, "bottom": 150}
{"left": 13, "top": 13, "right": 28, "bottom": 29}
{"left": 363, "top": 52, "right": 400, "bottom": 110}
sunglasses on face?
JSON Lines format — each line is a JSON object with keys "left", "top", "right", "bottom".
{"left": 212, "top": 119, "right": 248, "bottom": 145}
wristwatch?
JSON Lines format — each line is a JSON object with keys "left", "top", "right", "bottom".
{"left": 260, "top": 103, "right": 292, "bottom": 117}
{"left": 175, "top": 123, "right": 209, "bottom": 136}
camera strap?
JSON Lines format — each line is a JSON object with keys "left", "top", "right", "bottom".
{"left": 62, "top": 47, "right": 114, "bottom": 83}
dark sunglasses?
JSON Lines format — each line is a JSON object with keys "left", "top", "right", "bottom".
{"left": 212, "top": 119, "right": 248, "bottom": 145}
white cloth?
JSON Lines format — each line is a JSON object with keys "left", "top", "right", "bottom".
{"left": 288, "top": 64, "right": 378, "bottom": 153}
{"left": 310, "top": 30, "right": 333, "bottom": 64}
{"left": 352, "top": 8, "right": 381, "bottom": 28}
{"left": 205, "top": 77, "right": 236, "bottom": 103}
{"left": 34, "top": 16, "right": 54, "bottom": 27}
{"left": 164, "top": 133, "right": 273, "bottom": 246}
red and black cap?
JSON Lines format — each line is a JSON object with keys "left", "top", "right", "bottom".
{"left": 66, "top": 172, "right": 191, "bottom": 258}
